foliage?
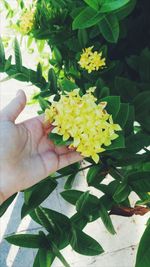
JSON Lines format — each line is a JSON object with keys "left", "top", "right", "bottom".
{"left": 0, "top": 0, "right": 150, "bottom": 266}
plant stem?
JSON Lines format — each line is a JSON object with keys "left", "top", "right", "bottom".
{"left": 54, "top": 163, "right": 94, "bottom": 180}
{"left": 111, "top": 166, "right": 125, "bottom": 181}
{"left": 52, "top": 242, "right": 71, "bottom": 267}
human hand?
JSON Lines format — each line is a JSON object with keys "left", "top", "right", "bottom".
{"left": 0, "top": 90, "right": 82, "bottom": 204}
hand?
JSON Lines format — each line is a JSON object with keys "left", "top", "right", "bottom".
{"left": 0, "top": 90, "right": 82, "bottom": 204}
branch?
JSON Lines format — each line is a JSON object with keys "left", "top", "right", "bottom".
{"left": 109, "top": 205, "right": 150, "bottom": 217}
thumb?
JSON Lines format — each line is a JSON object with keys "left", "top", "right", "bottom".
{"left": 0, "top": 90, "right": 26, "bottom": 122}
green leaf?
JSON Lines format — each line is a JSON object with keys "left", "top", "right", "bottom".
{"left": 128, "top": 172, "right": 150, "bottom": 192}
{"left": 51, "top": 242, "right": 71, "bottom": 267}
{"left": 115, "top": 103, "right": 129, "bottom": 128}
{"left": 35, "top": 207, "right": 71, "bottom": 249}
{"left": 60, "top": 78, "right": 77, "bottom": 93}
{"left": 133, "top": 91, "right": 150, "bottom": 131}
{"left": 72, "top": 7, "right": 104, "bottom": 30}
{"left": 124, "top": 105, "right": 135, "bottom": 136}
{"left": 76, "top": 191, "right": 90, "bottom": 213}
{"left": 35, "top": 207, "right": 55, "bottom": 234}
{"left": 48, "top": 132, "right": 71, "bottom": 146}
{"left": 42, "top": 207, "right": 71, "bottom": 249}
{"left": 0, "top": 73, "right": 27, "bottom": 83}
{"left": 84, "top": 0, "right": 100, "bottom": 11}
{"left": 37, "top": 63, "right": 43, "bottom": 83}
{"left": 99, "top": 0, "right": 130, "bottom": 13}
{"left": 98, "top": 14, "right": 119, "bottom": 43}
{"left": 71, "top": 213, "right": 88, "bottom": 230}
{"left": 61, "top": 190, "right": 83, "bottom": 205}
{"left": 114, "top": 0, "right": 136, "bottom": 20}
{"left": 4, "top": 55, "right": 12, "bottom": 71}
{"left": 133, "top": 91, "right": 150, "bottom": 115}
{"left": 87, "top": 165, "right": 105, "bottom": 186}
{"left": 99, "top": 202, "right": 116, "bottom": 235}
{"left": 38, "top": 96, "right": 50, "bottom": 111}
{"left": 78, "top": 29, "right": 88, "bottom": 48}
{"left": 0, "top": 37, "right": 5, "bottom": 65}
{"left": 48, "top": 69, "right": 57, "bottom": 94}
{"left": 53, "top": 46, "right": 62, "bottom": 63}
{"left": 39, "top": 248, "right": 55, "bottom": 267}
{"left": 0, "top": 194, "right": 17, "bottom": 217}
{"left": 135, "top": 223, "right": 150, "bottom": 267}
{"left": 106, "top": 132, "right": 125, "bottom": 150}
{"left": 139, "top": 48, "right": 150, "bottom": 83}
{"left": 33, "top": 250, "right": 40, "bottom": 267}
{"left": 14, "top": 38, "right": 22, "bottom": 72}
{"left": 70, "top": 227, "right": 104, "bottom": 256}
{"left": 115, "top": 76, "right": 138, "bottom": 102}
{"left": 61, "top": 190, "right": 99, "bottom": 220}
{"left": 63, "top": 190, "right": 100, "bottom": 222}
{"left": 113, "top": 182, "right": 131, "bottom": 203}
{"left": 64, "top": 173, "right": 77, "bottom": 190}
{"left": 58, "top": 162, "right": 80, "bottom": 176}
{"left": 37, "top": 40, "right": 45, "bottom": 53}
{"left": 125, "top": 132, "right": 150, "bottom": 153}
{"left": 101, "top": 96, "right": 120, "bottom": 119}
{"left": 5, "top": 234, "right": 45, "bottom": 248}
{"left": 21, "top": 178, "right": 57, "bottom": 218}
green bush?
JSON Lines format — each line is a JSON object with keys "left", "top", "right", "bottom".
{"left": 0, "top": 0, "right": 150, "bottom": 266}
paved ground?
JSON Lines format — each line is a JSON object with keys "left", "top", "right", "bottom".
{"left": 0, "top": 2, "right": 149, "bottom": 266}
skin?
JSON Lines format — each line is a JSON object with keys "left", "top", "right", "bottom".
{"left": 0, "top": 90, "right": 82, "bottom": 204}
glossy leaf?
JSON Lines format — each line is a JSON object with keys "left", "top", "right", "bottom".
{"left": 64, "top": 173, "right": 77, "bottom": 190}
{"left": 78, "top": 29, "right": 88, "bottom": 48}
{"left": 106, "top": 132, "right": 125, "bottom": 150}
{"left": 99, "top": 14, "right": 119, "bottom": 43}
{"left": 39, "top": 248, "right": 54, "bottom": 267}
{"left": 99, "top": 202, "right": 116, "bottom": 235}
{"left": 21, "top": 178, "right": 57, "bottom": 218}
{"left": 101, "top": 96, "right": 120, "bottom": 119}
{"left": 61, "top": 190, "right": 83, "bottom": 205}
{"left": 5, "top": 234, "right": 45, "bottom": 248}
{"left": 0, "top": 37, "right": 5, "bottom": 65}
{"left": 37, "top": 63, "right": 43, "bottom": 83}
{"left": 76, "top": 191, "right": 90, "bottom": 213}
{"left": 70, "top": 227, "right": 104, "bottom": 256}
{"left": 84, "top": 0, "right": 100, "bottom": 10}
{"left": 14, "top": 38, "right": 22, "bottom": 71}
{"left": 99, "top": 0, "right": 130, "bottom": 13}
{"left": 115, "top": 103, "right": 129, "bottom": 128}
{"left": 48, "top": 69, "right": 57, "bottom": 94}
{"left": 135, "top": 223, "right": 150, "bottom": 267}
{"left": 72, "top": 7, "right": 104, "bottom": 30}
{"left": 113, "top": 182, "right": 131, "bottom": 203}
{"left": 129, "top": 172, "right": 150, "bottom": 192}
{"left": 38, "top": 96, "right": 50, "bottom": 111}
{"left": 87, "top": 165, "right": 105, "bottom": 185}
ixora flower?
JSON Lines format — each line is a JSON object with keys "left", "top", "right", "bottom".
{"left": 19, "top": 9, "right": 35, "bottom": 35}
{"left": 78, "top": 46, "right": 106, "bottom": 73}
{"left": 45, "top": 88, "right": 121, "bottom": 163}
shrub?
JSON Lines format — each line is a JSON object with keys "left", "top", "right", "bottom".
{"left": 0, "top": 0, "right": 150, "bottom": 266}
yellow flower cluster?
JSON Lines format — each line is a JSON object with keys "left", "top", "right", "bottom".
{"left": 45, "top": 88, "right": 121, "bottom": 163}
{"left": 78, "top": 46, "right": 106, "bottom": 73}
{"left": 19, "top": 9, "right": 35, "bottom": 35}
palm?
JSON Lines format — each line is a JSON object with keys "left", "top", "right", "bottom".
{"left": 16, "top": 115, "right": 81, "bottom": 190}
{"left": 0, "top": 91, "right": 82, "bottom": 199}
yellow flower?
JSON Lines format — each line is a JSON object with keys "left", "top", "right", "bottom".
{"left": 19, "top": 9, "right": 35, "bottom": 35}
{"left": 78, "top": 46, "right": 106, "bottom": 73}
{"left": 45, "top": 88, "right": 121, "bottom": 163}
